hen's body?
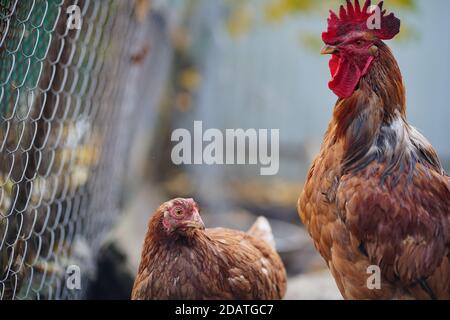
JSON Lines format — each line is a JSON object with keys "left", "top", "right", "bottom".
{"left": 298, "top": 42, "right": 450, "bottom": 300}
{"left": 132, "top": 211, "right": 286, "bottom": 300}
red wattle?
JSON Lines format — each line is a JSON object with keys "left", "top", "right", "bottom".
{"left": 327, "top": 55, "right": 374, "bottom": 99}
{"left": 329, "top": 54, "right": 339, "bottom": 78}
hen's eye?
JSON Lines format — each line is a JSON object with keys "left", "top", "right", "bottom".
{"left": 174, "top": 208, "right": 183, "bottom": 216}
{"left": 355, "top": 40, "right": 363, "bottom": 46}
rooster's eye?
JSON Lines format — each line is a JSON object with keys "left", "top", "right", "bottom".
{"left": 355, "top": 40, "right": 363, "bottom": 46}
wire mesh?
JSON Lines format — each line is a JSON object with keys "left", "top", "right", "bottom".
{"left": 0, "top": 0, "right": 138, "bottom": 299}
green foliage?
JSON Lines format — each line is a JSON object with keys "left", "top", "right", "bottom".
{"left": 264, "top": 0, "right": 416, "bottom": 20}
{"left": 224, "top": 0, "right": 418, "bottom": 48}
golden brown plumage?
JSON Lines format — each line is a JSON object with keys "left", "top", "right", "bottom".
{"left": 132, "top": 198, "right": 287, "bottom": 300}
{"left": 298, "top": 0, "right": 449, "bottom": 300}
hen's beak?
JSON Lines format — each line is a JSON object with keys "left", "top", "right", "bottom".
{"left": 183, "top": 209, "right": 205, "bottom": 230}
{"left": 321, "top": 45, "right": 339, "bottom": 55}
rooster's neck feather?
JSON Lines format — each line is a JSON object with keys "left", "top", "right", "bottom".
{"left": 327, "top": 41, "right": 443, "bottom": 179}
{"left": 362, "top": 41, "right": 406, "bottom": 117}
{"left": 333, "top": 41, "right": 406, "bottom": 132}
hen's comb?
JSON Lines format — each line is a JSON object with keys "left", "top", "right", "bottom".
{"left": 322, "top": 0, "right": 400, "bottom": 44}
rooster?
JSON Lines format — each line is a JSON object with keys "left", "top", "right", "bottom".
{"left": 132, "top": 198, "right": 287, "bottom": 300}
{"left": 298, "top": 0, "right": 449, "bottom": 299}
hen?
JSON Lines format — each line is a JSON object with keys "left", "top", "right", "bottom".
{"left": 132, "top": 198, "right": 287, "bottom": 300}
{"left": 298, "top": 0, "right": 449, "bottom": 299}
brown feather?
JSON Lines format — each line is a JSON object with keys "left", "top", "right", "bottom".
{"left": 132, "top": 206, "right": 287, "bottom": 300}
{"left": 299, "top": 41, "right": 450, "bottom": 300}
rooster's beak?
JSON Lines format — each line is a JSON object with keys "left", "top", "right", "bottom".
{"left": 321, "top": 45, "right": 339, "bottom": 55}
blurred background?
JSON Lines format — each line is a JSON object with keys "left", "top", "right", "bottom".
{"left": 101, "top": 0, "right": 449, "bottom": 300}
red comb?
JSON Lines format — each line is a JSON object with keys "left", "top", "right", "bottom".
{"left": 322, "top": 0, "right": 400, "bottom": 44}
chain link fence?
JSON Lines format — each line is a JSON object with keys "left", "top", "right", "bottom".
{"left": 0, "top": 0, "right": 141, "bottom": 299}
